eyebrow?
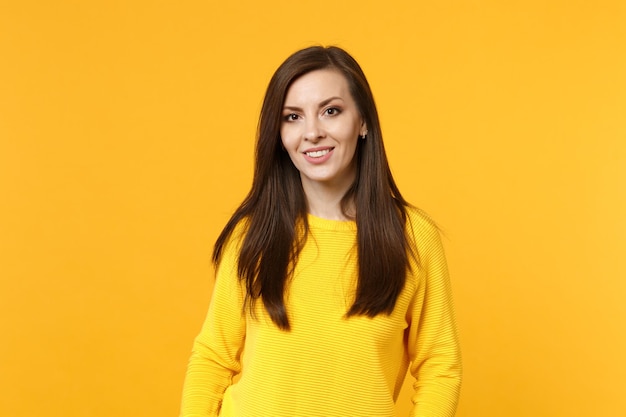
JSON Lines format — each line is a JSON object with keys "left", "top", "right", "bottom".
{"left": 283, "top": 96, "right": 344, "bottom": 111}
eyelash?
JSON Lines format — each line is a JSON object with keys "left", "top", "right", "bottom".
{"left": 283, "top": 107, "right": 342, "bottom": 122}
{"left": 325, "top": 107, "right": 341, "bottom": 116}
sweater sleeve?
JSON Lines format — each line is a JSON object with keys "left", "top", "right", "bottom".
{"left": 406, "top": 214, "right": 462, "bottom": 417}
{"left": 180, "top": 236, "right": 246, "bottom": 417}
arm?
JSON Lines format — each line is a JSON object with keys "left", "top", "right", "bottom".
{"left": 406, "top": 216, "right": 462, "bottom": 417}
{"left": 180, "top": 238, "right": 246, "bottom": 417}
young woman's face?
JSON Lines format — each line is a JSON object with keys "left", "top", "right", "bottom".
{"left": 280, "top": 69, "right": 366, "bottom": 193}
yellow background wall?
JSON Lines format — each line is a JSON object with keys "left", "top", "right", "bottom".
{"left": 1, "top": 1, "right": 624, "bottom": 416}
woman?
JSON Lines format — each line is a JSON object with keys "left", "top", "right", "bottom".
{"left": 181, "top": 46, "right": 462, "bottom": 417}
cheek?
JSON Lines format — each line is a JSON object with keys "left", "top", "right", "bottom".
{"left": 335, "top": 128, "right": 360, "bottom": 151}
{"left": 328, "top": 120, "right": 360, "bottom": 141}
{"left": 279, "top": 128, "right": 300, "bottom": 164}
{"left": 280, "top": 126, "right": 296, "bottom": 149}
{"left": 341, "top": 126, "right": 360, "bottom": 157}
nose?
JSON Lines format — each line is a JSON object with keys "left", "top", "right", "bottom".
{"left": 303, "top": 117, "right": 324, "bottom": 141}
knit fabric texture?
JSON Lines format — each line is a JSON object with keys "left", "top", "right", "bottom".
{"left": 181, "top": 207, "right": 462, "bottom": 416}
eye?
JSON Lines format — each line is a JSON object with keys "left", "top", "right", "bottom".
{"left": 284, "top": 113, "right": 300, "bottom": 122}
{"left": 324, "top": 107, "right": 341, "bottom": 116}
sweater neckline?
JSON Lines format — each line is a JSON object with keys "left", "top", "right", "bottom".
{"left": 307, "top": 213, "right": 356, "bottom": 232}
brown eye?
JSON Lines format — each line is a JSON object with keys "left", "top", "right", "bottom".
{"left": 284, "top": 113, "right": 299, "bottom": 121}
{"left": 325, "top": 107, "right": 341, "bottom": 116}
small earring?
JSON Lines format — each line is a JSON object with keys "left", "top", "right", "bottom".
{"left": 360, "top": 131, "right": 368, "bottom": 139}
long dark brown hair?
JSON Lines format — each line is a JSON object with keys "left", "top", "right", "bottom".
{"left": 213, "top": 46, "right": 413, "bottom": 330}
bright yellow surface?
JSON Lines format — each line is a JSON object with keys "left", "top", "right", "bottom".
{"left": 1, "top": 1, "right": 624, "bottom": 416}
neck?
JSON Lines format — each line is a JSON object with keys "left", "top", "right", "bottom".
{"left": 301, "top": 179, "right": 355, "bottom": 221}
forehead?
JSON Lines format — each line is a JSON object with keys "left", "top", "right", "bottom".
{"left": 284, "top": 69, "right": 351, "bottom": 104}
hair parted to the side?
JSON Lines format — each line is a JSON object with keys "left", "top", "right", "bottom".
{"left": 213, "top": 45, "right": 414, "bottom": 330}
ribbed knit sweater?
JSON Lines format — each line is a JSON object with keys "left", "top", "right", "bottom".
{"left": 181, "top": 208, "right": 462, "bottom": 416}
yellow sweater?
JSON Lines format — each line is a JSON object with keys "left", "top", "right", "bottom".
{"left": 181, "top": 208, "right": 462, "bottom": 416}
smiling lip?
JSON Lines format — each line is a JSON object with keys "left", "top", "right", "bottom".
{"left": 303, "top": 146, "right": 334, "bottom": 164}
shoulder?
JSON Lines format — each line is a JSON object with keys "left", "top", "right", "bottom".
{"left": 405, "top": 205, "right": 440, "bottom": 244}
{"left": 403, "top": 205, "right": 447, "bottom": 269}
{"left": 216, "top": 217, "right": 250, "bottom": 267}
{"left": 230, "top": 218, "right": 250, "bottom": 245}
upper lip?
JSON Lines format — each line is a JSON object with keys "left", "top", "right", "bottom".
{"left": 302, "top": 146, "right": 334, "bottom": 153}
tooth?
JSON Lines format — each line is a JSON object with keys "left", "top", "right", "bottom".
{"left": 307, "top": 149, "right": 329, "bottom": 157}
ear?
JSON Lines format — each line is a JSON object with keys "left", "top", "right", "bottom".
{"left": 360, "top": 121, "right": 368, "bottom": 137}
